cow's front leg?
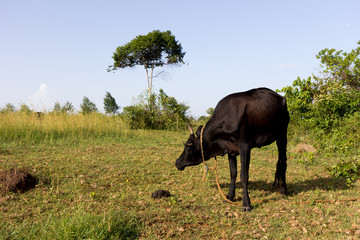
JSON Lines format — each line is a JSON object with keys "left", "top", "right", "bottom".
{"left": 240, "top": 146, "right": 251, "bottom": 212}
{"left": 226, "top": 154, "right": 237, "bottom": 201}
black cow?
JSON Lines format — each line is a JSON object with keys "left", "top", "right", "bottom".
{"left": 175, "top": 88, "right": 290, "bottom": 211}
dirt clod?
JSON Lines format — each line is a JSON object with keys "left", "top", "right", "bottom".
{"left": 151, "top": 190, "right": 171, "bottom": 198}
{"left": 0, "top": 169, "right": 37, "bottom": 193}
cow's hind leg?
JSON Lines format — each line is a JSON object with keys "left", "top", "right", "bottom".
{"left": 240, "top": 146, "right": 251, "bottom": 212}
{"left": 273, "top": 135, "right": 288, "bottom": 195}
{"left": 226, "top": 154, "right": 237, "bottom": 201}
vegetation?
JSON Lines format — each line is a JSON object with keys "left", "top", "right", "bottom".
{"left": 0, "top": 103, "right": 16, "bottom": 113}
{"left": 104, "top": 92, "right": 120, "bottom": 115}
{"left": 0, "top": 41, "right": 359, "bottom": 239}
{"left": 279, "top": 41, "right": 360, "bottom": 131}
{"left": 80, "top": 96, "right": 98, "bottom": 115}
{"left": 53, "top": 101, "right": 74, "bottom": 114}
{"left": 0, "top": 112, "right": 130, "bottom": 144}
{"left": 278, "top": 41, "right": 360, "bottom": 186}
{"left": 108, "top": 30, "right": 186, "bottom": 100}
{"left": 123, "top": 89, "right": 190, "bottom": 130}
{"left": 0, "top": 116, "right": 359, "bottom": 239}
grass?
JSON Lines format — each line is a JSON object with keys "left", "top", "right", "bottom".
{"left": 0, "top": 112, "right": 131, "bottom": 144}
{"left": 1, "top": 112, "right": 360, "bottom": 239}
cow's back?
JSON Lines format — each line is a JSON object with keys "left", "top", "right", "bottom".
{"left": 208, "top": 88, "right": 289, "bottom": 147}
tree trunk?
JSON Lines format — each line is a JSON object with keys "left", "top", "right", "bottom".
{"left": 145, "top": 66, "right": 154, "bottom": 100}
{"left": 145, "top": 67, "right": 151, "bottom": 99}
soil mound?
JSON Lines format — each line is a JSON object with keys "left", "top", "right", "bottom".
{"left": 293, "top": 143, "right": 317, "bottom": 154}
{"left": 0, "top": 169, "right": 37, "bottom": 193}
{"left": 151, "top": 190, "right": 171, "bottom": 198}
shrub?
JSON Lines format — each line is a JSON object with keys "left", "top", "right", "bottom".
{"left": 330, "top": 159, "right": 360, "bottom": 187}
{"left": 123, "top": 89, "right": 190, "bottom": 130}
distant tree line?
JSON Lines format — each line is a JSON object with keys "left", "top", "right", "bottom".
{"left": 0, "top": 89, "right": 191, "bottom": 130}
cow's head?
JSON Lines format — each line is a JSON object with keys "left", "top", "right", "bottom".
{"left": 175, "top": 125, "right": 204, "bottom": 171}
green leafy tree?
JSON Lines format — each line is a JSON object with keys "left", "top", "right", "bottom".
{"left": 104, "top": 92, "right": 120, "bottom": 115}
{"left": 53, "top": 101, "right": 74, "bottom": 114}
{"left": 206, "top": 107, "right": 214, "bottom": 116}
{"left": 62, "top": 101, "right": 74, "bottom": 113}
{"left": 19, "top": 103, "right": 32, "bottom": 114}
{"left": 53, "top": 102, "right": 61, "bottom": 113}
{"left": 1, "top": 103, "right": 16, "bottom": 113}
{"left": 279, "top": 41, "right": 360, "bottom": 130}
{"left": 108, "top": 30, "right": 186, "bottom": 100}
{"left": 158, "top": 89, "right": 189, "bottom": 128}
{"left": 80, "top": 97, "right": 98, "bottom": 115}
{"left": 316, "top": 42, "right": 360, "bottom": 90}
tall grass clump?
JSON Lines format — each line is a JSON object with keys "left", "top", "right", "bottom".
{"left": 2, "top": 211, "right": 142, "bottom": 240}
{"left": 0, "top": 112, "right": 131, "bottom": 144}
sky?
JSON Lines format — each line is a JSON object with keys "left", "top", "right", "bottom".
{"left": 0, "top": 0, "right": 359, "bottom": 117}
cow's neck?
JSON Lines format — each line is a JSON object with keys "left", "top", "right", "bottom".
{"left": 201, "top": 126, "right": 229, "bottom": 160}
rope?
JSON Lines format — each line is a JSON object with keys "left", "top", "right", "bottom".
{"left": 213, "top": 157, "right": 241, "bottom": 204}
{"left": 200, "top": 123, "right": 208, "bottom": 182}
{"left": 199, "top": 125, "right": 360, "bottom": 206}
{"left": 200, "top": 124, "right": 240, "bottom": 204}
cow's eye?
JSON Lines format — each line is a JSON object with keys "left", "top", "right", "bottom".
{"left": 184, "top": 143, "right": 193, "bottom": 147}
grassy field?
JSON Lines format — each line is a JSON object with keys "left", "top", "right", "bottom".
{"left": 1, "top": 113, "right": 360, "bottom": 239}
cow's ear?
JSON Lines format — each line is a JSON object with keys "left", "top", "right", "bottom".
{"left": 196, "top": 125, "right": 203, "bottom": 138}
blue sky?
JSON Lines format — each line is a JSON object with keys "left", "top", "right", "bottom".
{"left": 0, "top": 0, "right": 359, "bottom": 117}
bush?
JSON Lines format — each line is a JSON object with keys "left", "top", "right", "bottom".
{"left": 279, "top": 41, "right": 360, "bottom": 132}
{"left": 122, "top": 89, "right": 190, "bottom": 130}
{"left": 330, "top": 159, "right": 360, "bottom": 187}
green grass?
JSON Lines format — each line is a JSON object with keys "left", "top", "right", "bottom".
{"left": 1, "top": 113, "right": 360, "bottom": 239}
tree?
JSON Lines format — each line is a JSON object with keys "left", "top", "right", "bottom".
{"left": 62, "top": 101, "right": 74, "bottom": 113}
{"left": 279, "top": 41, "right": 360, "bottom": 130}
{"left": 53, "top": 101, "right": 74, "bottom": 114}
{"left": 158, "top": 89, "right": 189, "bottom": 128}
{"left": 1, "top": 103, "right": 16, "bottom": 113}
{"left": 316, "top": 41, "right": 360, "bottom": 90}
{"left": 53, "top": 102, "right": 61, "bottom": 113}
{"left": 104, "top": 92, "right": 119, "bottom": 115}
{"left": 108, "top": 30, "right": 186, "bottom": 100}
{"left": 19, "top": 103, "right": 32, "bottom": 114}
{"left": 80, "top": 97, "right": 98, "bottom": 115}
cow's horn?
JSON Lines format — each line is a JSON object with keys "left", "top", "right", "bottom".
{"left": 187, "top": 124, "right": 194, "bottom": 135}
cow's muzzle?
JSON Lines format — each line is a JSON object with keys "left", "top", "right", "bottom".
{"left": 175, "top": 159, "right": 186, "bottom": 171}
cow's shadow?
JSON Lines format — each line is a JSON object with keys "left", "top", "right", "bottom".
{"left": 214, "top": 175, "right": 349, "bottom": 198}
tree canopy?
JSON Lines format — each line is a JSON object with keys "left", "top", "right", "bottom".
{"left": 80, "top": 97, "right": 98, "bottom": 115}
{"left": 279, "top": 41, "right": 360, "bottom": 130}
{"left": 104, "top": 92, "right": 119, "bottom": 115}
{"left": 108, "top": 30, "right": 186, "bottom": 98}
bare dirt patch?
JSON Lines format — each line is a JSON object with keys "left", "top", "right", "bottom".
{"left": 0, "top": 169, "right": 37, "bottom": 193}
{"left": 292, "top": 143, "right": 317, "bottom": 154}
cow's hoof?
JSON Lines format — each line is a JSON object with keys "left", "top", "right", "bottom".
{"left": 223, "top": 196, "right": 235, "bottom": 203}
{"left": 280, "top": 188, "right": 288, "bottom": 195}
{"left": 242, "top": 206, "right": 252, "bottom": 212}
